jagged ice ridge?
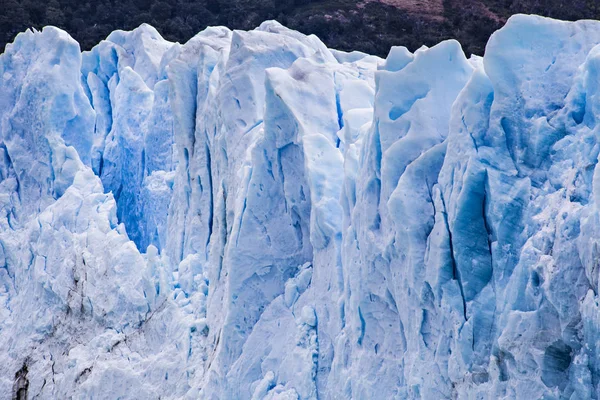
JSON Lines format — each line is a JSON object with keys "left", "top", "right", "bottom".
{"left": 1, "top": 13, "right": 600, "bottom": 399}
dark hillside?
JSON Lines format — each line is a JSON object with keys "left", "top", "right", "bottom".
{"left": 1, "top": 0, "right": 599, "bottom": 57}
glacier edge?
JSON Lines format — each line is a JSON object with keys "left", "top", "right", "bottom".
{"left": 2, "top": 13, "right": 600, "bottom": 400}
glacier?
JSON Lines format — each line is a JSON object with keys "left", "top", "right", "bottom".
{"left": 3, "top": 13, "right": 600, "bottom": 399}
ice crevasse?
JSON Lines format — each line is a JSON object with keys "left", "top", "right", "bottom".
{"left": 2, "top": 13, "right": 600, "bottom": 399}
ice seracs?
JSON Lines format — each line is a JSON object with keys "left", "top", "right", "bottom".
{"left": 3, "top": 13, "right": 600, "bottom": 400}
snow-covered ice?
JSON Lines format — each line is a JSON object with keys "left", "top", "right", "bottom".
{"left": 2, "top": 14, "right": 600, "bottom": 399}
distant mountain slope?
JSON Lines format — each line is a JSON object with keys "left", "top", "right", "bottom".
{"left": 1, "top": 0, "right": 599, "bottom": 58}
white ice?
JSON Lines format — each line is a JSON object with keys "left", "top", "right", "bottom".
{"left": 2, "top": 14, "right": 600, "bottom": 400}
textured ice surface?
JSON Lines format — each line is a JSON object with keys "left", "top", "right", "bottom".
{"left": 4, "top": 14, "right": 600, "bottom": 399}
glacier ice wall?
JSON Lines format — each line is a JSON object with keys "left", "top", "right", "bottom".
{"left": 3, "top": 14, "right": 600, "bottom": 399}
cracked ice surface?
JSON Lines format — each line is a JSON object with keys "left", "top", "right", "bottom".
{"left": 3, "top": 14, "right": 600, "bottom": 399}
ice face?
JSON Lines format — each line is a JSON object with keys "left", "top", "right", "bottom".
{"left": 5, "top": 13, "right": 600, "bottom": 400}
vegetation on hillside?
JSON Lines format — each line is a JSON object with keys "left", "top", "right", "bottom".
{"left": 1, "top": 0, "right": 600, "bottom": 57}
